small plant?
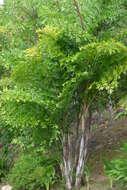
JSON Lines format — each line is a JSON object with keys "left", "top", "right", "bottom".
{"left": 84, "top": 165, "right": 90, "bottom": 190}
{"left": 8, "top": 152, "right": 56, "bottom": 190}
{"left": 103, "top": 143, "right": 127, "bottom": 188}
{"left": 0, "top": 157, "right": 6, "bottom": 179}
{"left": 0, "top": 145, "right": 14, "bottom": 180}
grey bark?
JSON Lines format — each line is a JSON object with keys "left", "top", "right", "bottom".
{"left": 108, "top": 93, "right": 114, "bottom": 123}
{"left": 63, "top": 134, "right": 73, "bottom": 190}
{"left": 75, "top": 105, "right": 89, "bottom": 187}
{"left": 62, "top": 105, "right": 91, "bottom": 189}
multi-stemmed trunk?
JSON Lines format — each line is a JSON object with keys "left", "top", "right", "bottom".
{"left": 61, "top": 1, "right": 88, "bottom": 188}
{"left": 62, "top": 105, "right": 91, "bottom": 190}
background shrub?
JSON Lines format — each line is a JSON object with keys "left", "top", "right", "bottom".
{"left": 103, "top": 143, "right": 127, "bottom": 187}
{"left": 8, "top": 152, "right": 56, "bottom": 190}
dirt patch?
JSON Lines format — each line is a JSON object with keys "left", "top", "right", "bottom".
{"left": 87, "top": 118, "right": 127, "bottom": 190}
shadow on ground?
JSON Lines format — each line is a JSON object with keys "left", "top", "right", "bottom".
{"left": 86, "top": 118, "right": 127, "bottom": 190}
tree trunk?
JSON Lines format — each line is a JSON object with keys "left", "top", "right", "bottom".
{"left": 75, "top": 106, "right": 89, "bottom": 187}
{"left": 108, "top": 93, "right": 114, "bottom": 124}
{"left": 63, "top": 134, "right": 73, "bottom": 190}
{"left": 62, "top": 105, "right": 91, "bottom": 189}
{"left": 63, "top": 158, "right": 72, "bottom": 190}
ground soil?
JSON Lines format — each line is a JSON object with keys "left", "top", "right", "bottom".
{"left": 86, "top": 117, "right": 127, "bottom": 190}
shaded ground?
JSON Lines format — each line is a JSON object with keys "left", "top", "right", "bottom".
{"left": 87, "top": 118, "right": 127, "bottom": 190}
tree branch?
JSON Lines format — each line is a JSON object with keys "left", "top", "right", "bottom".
{"left": 73, "top": 0, "right": 85, "bottom": 32}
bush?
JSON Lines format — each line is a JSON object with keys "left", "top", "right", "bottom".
{"left": 8, "top": 152, "right": 56, "bottom": 190}
{"left": 0, "top": 156, "right": 6, "bottom": 179}
{"left": 0, "top": 123, "right": 15, "bottom": 179}
{"left": 103, "top": 143, "right": 127, "bottom": 187}
{"left": 0, "top": 145, "right": 15, "bottom": 180}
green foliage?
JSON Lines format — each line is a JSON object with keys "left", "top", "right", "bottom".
{"left": 115, "top": 95, "right": 127, "bottom": 119}
{"left": 0, "top": 0, "right": 126, "bottom": 50}
{"left": 8, "top": 152, "right": 56, "bottom": 190}
{"left": 103, "top": 143, "right": 127, "bottom": 187}
{"left": 84, "top": 165, "right": 90, "bottom": 190}
{"left": 115, "top": 110, "right": 127, "bottom": 118}
{"left": 0, "top": 0, "right": 127, "bottom": 188}
{"left": 0, "top": 145, "right": 15, "bottom": 181}
{"left": 0, "top": 24, "right": 127, "bottom": 154}
{"left": 0, "top": 121, "right": 17, "bottom": 180}
{"left": 0, "top": 154, "right": 6, "bottom": 179}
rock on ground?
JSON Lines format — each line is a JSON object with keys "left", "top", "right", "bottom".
{"left": 1, "top": 185, "right": 12, "bottom": 190}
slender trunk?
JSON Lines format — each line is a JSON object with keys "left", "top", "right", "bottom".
{"left": 108, "top": 93, "right": 114, "bottom": 124}
{"left": 73, "top": 0, "right": 85, "bottom": 32}
{"left": 63, "top": 158, "right": 72, "bottom": 190}
{"left": 75, "top": 135, "right": 85, "bottom": 186}
{"left": 63, "top": 134, "right": 72, "bottom": 190}
{"left": 75, "top": 132, "right": 89, "bottom": 187}
{"left": 75, "top": 105, "right": 89, "bottom": 187}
